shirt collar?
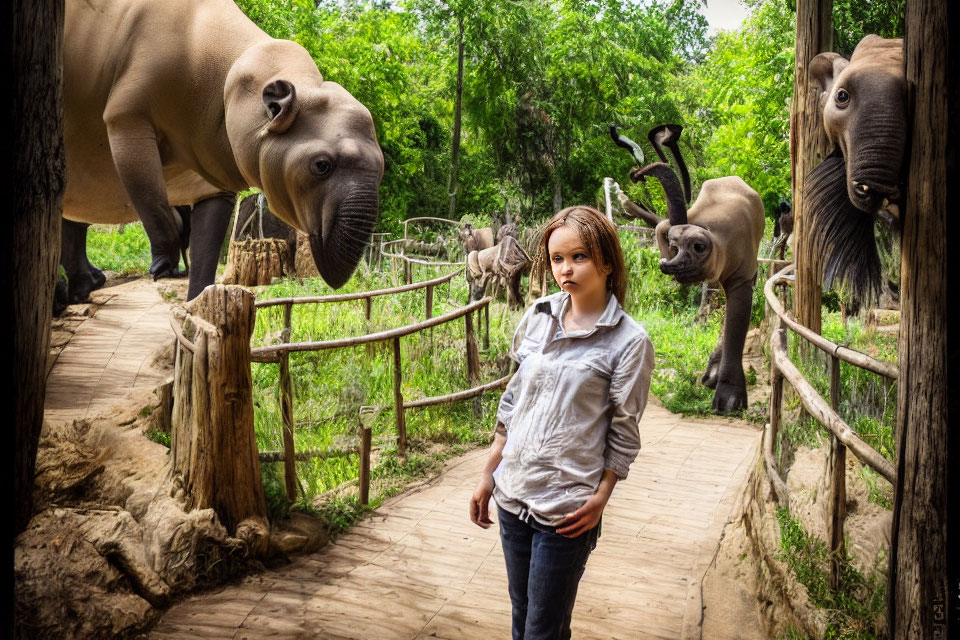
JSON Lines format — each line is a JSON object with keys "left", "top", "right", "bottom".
{"left": 551, "top": 291, "right": 624, "bottom": 328}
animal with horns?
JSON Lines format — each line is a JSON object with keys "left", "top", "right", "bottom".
{"left": 611, "top": 124, "right": 764, "bottom": 413}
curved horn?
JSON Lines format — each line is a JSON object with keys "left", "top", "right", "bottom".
{"left": 609, "top": 125, "right": 645, "bottom": 166}
{"left": 634, "top": 162, "right": 687, "bottom": 226}
{"left": 648, "top": 124, "right": 692, "bottom": 204}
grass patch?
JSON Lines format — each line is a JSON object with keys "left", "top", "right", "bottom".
{"left": 144, "top": 426, "right": 171, "bottom": 448}
{"left": 776, "top": 507, "right": 887, "bottom": 639}
{"left": 86, "top": 223, "right": 159, "bottom": 275}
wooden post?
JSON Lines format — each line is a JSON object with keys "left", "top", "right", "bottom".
{"left": 827, "top": 355, "right": 846, "bottom": 590}
{"left": 769, "top": 367, "right": 784, "bottom": 473}
{"left": 170, "top": 285, "right": 269, "bottom": 555}
{"left": 465, "top": 310, "right": 481, "bottom": 418}
{"left": 790, "top": 0, "right": 834, "bottom": 337}
{"left": 484, "top": 304, "right": 490, "bottom": 351}
{"left": 890, "top": 2, "right": 956, "bottom": 636}
{"left": 364, "top": 296, "right": 372, "bottom": 321}
{"left": 404, "top": 260, "right": 412, "bottom": 285}
{"left": 359, "top": 426, "right": 371, "bottom": 505}
{"left": 425, "top": 284, "right": 434, "bottom": 320}
{"left": 392, "top": 337, "right": 406, "bottom": 453}
{"left": 279, "top": 351, "right": 297, "bottom": 502}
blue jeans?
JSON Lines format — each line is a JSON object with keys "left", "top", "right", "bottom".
{"left": 498, "top": 506, "right": 600, "bottom": 640}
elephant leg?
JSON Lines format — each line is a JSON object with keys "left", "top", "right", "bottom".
{"left": 711, "top": 274, "right": 755, "bottom": 414}
{"left": 701, "top": 340, "right": 723, "bottom": 390}
{"left": 105, "top": 115, "right": 186, "bottom": 279}
{"left": 186, "top": 194, "right": 235, "bottom": 301}
{"left": 61, "top": 218, "right": 100, "bottom": 304}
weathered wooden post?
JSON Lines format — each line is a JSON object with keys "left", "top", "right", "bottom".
{"left": 465, "top": 308, "right": 481, "bottom": 418}
{"left": 890, "top": 1, "right": 956, "bottom": 636}
{"left": 392, "top": 337, "right": 407, "bottom": 453}
{"left": 827, "top": 355, "right": 846, "bottom": 589}
{"left": 790, "top": 0, "right": 834, "bottom": 337}
{"left": 425, "top": 284, "right": 434, "bottom": 320}
{"left": 365, "top": 296, "right": 372, "bottom": 321}
{"left": 278, "top": 303, "right": 297, "bottom": 501}
{"left": 170, "top": 285, "right": 269, "bottom": 555}
{"left": 222, "top": 237, "right": 292, "bottom": 286}
{"left": 278, "top": 356, "right": 297, "bottom": 502}
{"left": 359, "top": 426, "right": 371, "bottom": 505}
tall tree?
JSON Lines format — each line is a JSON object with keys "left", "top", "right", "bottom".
{"left": 10, "top": 0, "right": 65, "bottom": 634}
{"left": 890, "top": 0, "right": 957, "bottom": 636}
{"left": 790, "top": 0, "right": 833, "bottom": 336}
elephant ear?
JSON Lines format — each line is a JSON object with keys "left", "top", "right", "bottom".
{"left": 810, "top": 53, "right": 850, "bottom": 108}
{"left": 262, "top": 79, "right": 300, "bottom": 134}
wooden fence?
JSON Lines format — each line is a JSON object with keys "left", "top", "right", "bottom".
{"left": 763, "top": 264, "right": 897, "bottom": 588}
{"left": 249, "top": 272, "right": 507, "bottom": 505}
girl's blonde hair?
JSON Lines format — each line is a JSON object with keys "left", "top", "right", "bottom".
{"left": 539, "top": 205, "right": 627, "bottom": 304}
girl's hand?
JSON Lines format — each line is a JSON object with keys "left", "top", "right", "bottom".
{"left": 470, "top": 473, "right": 495, "bottom": 528}
{"left": 555, "top": 492, "right": 608, "bottom": 538}
{"left": 556, "top": 469, "right": 619, "bottom": 538}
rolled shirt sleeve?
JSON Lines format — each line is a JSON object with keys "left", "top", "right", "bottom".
{"left": 604, "top": 334, "right": 655, "bottom": 479}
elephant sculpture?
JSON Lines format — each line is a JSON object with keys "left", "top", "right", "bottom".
{"left": 460, "top": 224, "right": 495, "bottom": 254}
{"left": 466, "top": 235, "right": 531, "bottom": 308}
{"left": 618, "top": 124, "right": 764, "bottom": 413}
{"left": 806, "top": 35, "right": 905, "bottom": 305}
{"left": 772, "top": 199, "right": 793, "bottom": 260}
{"left": 61, "top": 0, "right": 384, "bottom": 302}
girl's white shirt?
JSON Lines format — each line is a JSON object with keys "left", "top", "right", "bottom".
{"left": 493, "top": 291, "right": 655, "bottom": 526}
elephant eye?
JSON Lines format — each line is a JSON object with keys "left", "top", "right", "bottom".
{"left": 835, "top": 88, "right": 850, "bottom": 106}
{"left": 311, "top": 158, "right": 334, "bottom": 179}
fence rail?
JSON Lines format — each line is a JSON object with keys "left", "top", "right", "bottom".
{"left": 763, "top": 263, "right": 898, "bottom": 588}
{"left": 251, "top": 283, "right": 507, "bottom": 506}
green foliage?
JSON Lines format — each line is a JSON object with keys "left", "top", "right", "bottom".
{"left": 832, "top": 0, "right": 906, "bottom": 56}
{"left": 679, "top": 0, "right": 795, "bottom": 219}
{"left": 144, "top": 426, "right": 171, "bottom": 448}
{"left": 86, "top": 223, "right": 154, "bottom": 275}
{"left": 776, "top": 507, "right": 888, "bottom": 639}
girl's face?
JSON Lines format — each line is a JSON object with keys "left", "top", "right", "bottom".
{"left": 548, "top": 225, "right": 611, "bottom": 301}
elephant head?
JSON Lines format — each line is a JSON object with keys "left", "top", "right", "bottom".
{"left": 224, "top": 39, "right": 384, "bottom": 289}
{"left": 630, "top": 150, "right": 711, "bottom": 285}
{"left": 810, "top": 35, "right": 905, "bottom": 220}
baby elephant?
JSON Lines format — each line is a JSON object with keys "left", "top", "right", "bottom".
{"left": 630, "top": 125, "right": 764, "bottom": 413}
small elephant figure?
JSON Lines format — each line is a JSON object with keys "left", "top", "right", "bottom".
{"left": 460, "top": 224, "right": 495, "bottom": 255}
{"left": 772, "top": 199, "right": 793, "bottom": 260}
{"left": 466, "top": 235, "right": 531, "bottom": 308}
{"left": 628, "top": 124, "right": 764, "bottom": 414}
{"left": 806, "top": 35, "right": 905, "bottom": 305}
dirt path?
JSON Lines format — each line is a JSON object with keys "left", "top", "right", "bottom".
{"left": 151, "top": 406, "right": 763, "bottom": 640}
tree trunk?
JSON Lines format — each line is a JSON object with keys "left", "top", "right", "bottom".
{"left": 447, "top": 13, "right": 465, "bottom": 220}
{"left": 170, "top": 285, "right": 269, "bottom": 556}
{"left": 790, "top": 0, "right": 833, "bottom": 335}
{"left": 12, "top": 0, "right": 64, "bottom": 544}
{"left": 890, "top": 1, "right": 957, "bottom": 636}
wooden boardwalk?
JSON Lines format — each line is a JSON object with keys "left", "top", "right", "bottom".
{"left": 152, "top": 405, "right": 760, "bottom": 640}
{"left": 44, "top": 279, "right": 173, "bottom": 425}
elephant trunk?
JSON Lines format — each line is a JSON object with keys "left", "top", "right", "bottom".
{"left": 634, "top": 162, "right": 687, "bottom": 226}
{"left": 310, "top": 188, "right": 378, "bottom": 289}
{"left": 845, "top": 110, "right": 906, "bottom": 214}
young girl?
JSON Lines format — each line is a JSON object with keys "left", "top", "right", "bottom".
{"left": 469, "top": 205, "right": 655, "bottom": 640}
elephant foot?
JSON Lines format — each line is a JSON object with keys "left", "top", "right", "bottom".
{"left": 711, "top": 382, "right": 748, "bottom": 415}
{"left": 150, "top": 255, "right": 187, "bottom": 280}
{"left": 53, "top": 276, "right": 69, "bottom": 317}
{"left": 701, "top": 349, "right": 723, "bottom": 390}
{"left": 68, "top": 270, "right": 97, "bottom": 304}
{"left": 89, "top": 264, "right": 106, "bottom": 289}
